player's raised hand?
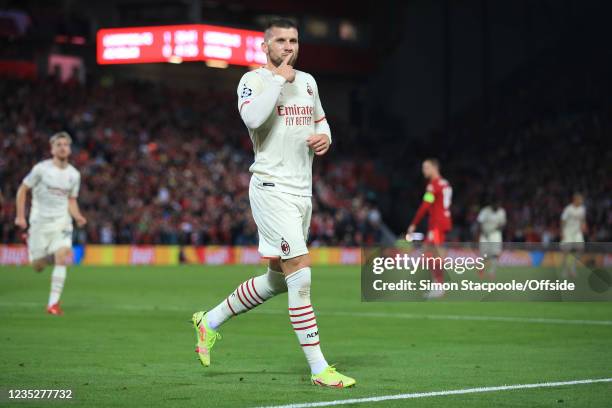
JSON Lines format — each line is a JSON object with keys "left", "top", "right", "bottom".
{"left": 14, "top": 216, "right": 27, "bottom": 230}
{"left": 274, "top": 53, "right": 295, "bottom": 83}
{"left": 306, "top": 134, "right": 330, "bottom": 156}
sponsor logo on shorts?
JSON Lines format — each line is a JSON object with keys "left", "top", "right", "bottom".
{"left": 281, "top": 238, "right": 290, "bottom": 256}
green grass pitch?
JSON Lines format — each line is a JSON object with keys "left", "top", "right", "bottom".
{"left": 1, "top": 265, "right": 611, "bottom": 407}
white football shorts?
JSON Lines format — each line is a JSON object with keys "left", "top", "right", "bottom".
{"left": 560, "top": 231, "right": 585, "bottom": 252}
{"left": 249, "top": 176, "right": 311, "bottom": 260}
{"left": 28, "top": 222, "right": 73, "bottom": 262}
{"left": 479, "top": 231, "right": 503, "bottom": 256}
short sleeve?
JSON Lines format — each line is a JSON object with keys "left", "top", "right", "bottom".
{"left": 70, "top": 172, "right": 81, "bottom": 198}
{"left": 477, "top": 209, "right": 486, "bottom": 223}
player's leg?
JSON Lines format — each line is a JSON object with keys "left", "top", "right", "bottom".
{"left": 46, "top": 226, "right": 73, "bottom": 315}
{"left": 281, "top": 253, "right": 327, "bottom": 373}
{"left": 423, "top": 229, "right": 446, "bottom": 299}
{"left": 488, "top": 255, "right": 499, "bottom": 278}
{"left": 192, "top": 262, "right": 287, "bottom": 367}
{"left": 205, "top": 261, "right": 287, "bottom": 329}
{"left": 560, "top": 242, "right": 571, "bottom": 277}
{"left": 191, "top": 179, "right": 291, "bottom": 367}
{"left": 477, "top": 236, "right": 487, "bottom": 279}
{"left": 32, "top": 257, "right": 49, "bottom": 273}
{"left": 425, "top": 229, "right": 445, "bottom": 282}
{"left": 281, "top": 196, "right": 354, "bottom": 387}
{"left": 27, "top": 227, "right": 51, "bottom": 273}
{"left": 281, "top": 254, "right": 354, "bottom": 387}
{"left": 46, "top": 246, "right": 71, "bottom": 315}
{"left": 570, "top": 250, "right": 578, "bottom": 278}
{"left": 487, "top": 234, "right": 502, "bottom": 279}
{"left": 569, "top": 241, "right": 584, "bottom": 278}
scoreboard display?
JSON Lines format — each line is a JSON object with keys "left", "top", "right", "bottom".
{"left": 97, "top": 24, "right": 266, "bottom": 67}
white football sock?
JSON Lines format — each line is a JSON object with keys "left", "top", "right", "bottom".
{"left": 207, "top": 268, "right": 286, "bottom": 329}
{"left": 48, "top": 265, "right": 66, "bottom": 307}
{"left": 489, "top": 257, "right": 498, "bottom": 277}
{"left": 286, "top": 267, "right": 328, "bottom": 375}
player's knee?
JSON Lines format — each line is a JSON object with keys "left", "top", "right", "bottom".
{"left": 55, "top": 248, "right": 71, "bottom": 266}
{"left": 32, "top": 261, "right": 45, "bottom": 272}
{"left": 288, "top": 267, "right": 311, "bottom": 299}
{"left": 281, "top": 254, "right": 311, "bottom": 274}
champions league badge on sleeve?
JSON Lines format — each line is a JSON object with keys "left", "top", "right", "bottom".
{"left": 241, "top": 85, "right": 253, "bottom": 99}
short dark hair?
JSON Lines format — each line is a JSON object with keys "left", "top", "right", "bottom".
{"left": 424, "top": 158, "right": 440, "bottom": 169}
{"left": 264, "top": 18, "right": 298, "bottom": 41}
{"left": 266, "top": 18, "right": 298, "bottom": 31}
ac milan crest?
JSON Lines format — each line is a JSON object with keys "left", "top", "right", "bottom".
{"left": 280, "top": 238, "right": 290, "bottom": 255}
{"left": 306, "top": 83, "right": 313, "bottom": 96}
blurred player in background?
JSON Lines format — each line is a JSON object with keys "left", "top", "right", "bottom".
{"left": 14, "top": 132, "right": 86, "bottom": 315}
{"left": 560, "top": 193, "right": 587, "bottom": 277}
{"left": 406, "top": 158, "right": 452, "bottom": 299}
{"left": 477, "top": 196, "right": 506, "bottom": 279}
{"left": 191, "top": 19, "right": 355, "bottom": 388}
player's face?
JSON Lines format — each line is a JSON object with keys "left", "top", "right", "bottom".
{"left": 422, "top": 161, "right": 434, "bottom": 179}
{"left": 573, "top": 195, "right": 583, "bottom": 206}
{"left": 51, "top": 138, "right": 71, "bottom": 160}
{"left": 263, "top": 27, "right": 299, "bottom": 67}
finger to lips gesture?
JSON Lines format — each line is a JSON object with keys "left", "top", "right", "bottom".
{"left": 274, "top": 53, "right": 295, "bottom": 83}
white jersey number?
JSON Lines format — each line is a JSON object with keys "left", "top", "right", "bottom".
{"left": 442, "top": 187, "right": 452, "bottom": 210}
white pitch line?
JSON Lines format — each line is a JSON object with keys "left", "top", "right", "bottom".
{"left": 253, "top": 377, "right": 612, "bottom": 408}
{"left": 1, "top": 301, "right": 612, "bottom": 326}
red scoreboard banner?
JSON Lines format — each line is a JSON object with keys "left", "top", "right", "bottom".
{"left": 97, "top": 24, "right": 266, "bottom": 66}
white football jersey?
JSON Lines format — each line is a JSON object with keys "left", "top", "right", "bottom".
{"left": 477, "top": 206, "right": 506, "bottom": 236}
{"left": 237, "top": 67, "right": 331, "bottom": 196}
{"left": 23, "top": 159, "right": 80, "bottom": 226}
{"left": 561, "top": 204, "right": 585, "bottom": 241}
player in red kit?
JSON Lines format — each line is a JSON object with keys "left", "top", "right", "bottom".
{"left": 406, "top": 158, "right": 452, "bottom": 298}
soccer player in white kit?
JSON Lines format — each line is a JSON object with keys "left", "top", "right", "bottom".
{"left": 14, "top": 132, "right": 86, "bottom": 315}
{"left": 477, "top": 198, "right": 506, "bottom": 279}
{"left": 560, "top": 193, "right": 587, "bottom": 277}
{"left": 191, "top": 19, "right": 355, "bottom": 388}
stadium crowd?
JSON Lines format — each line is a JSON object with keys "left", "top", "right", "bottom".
{"left": 1, "top": 48, "right": 609, "bottom": 247}
{"left": 0, "top": 76, "right": 386, "bottom": 246}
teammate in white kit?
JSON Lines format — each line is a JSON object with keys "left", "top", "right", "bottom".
{"left": 560, "top": 193, "right": 587, "bottom": 277}
{"left": 14, "top": 132, "right": 86, "bottom": 315}
{"left": 477, "top": 198, "right": 506, "bottom": 279}
{"left": 191, "top": 19, "right": 355, "bottom": 388}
